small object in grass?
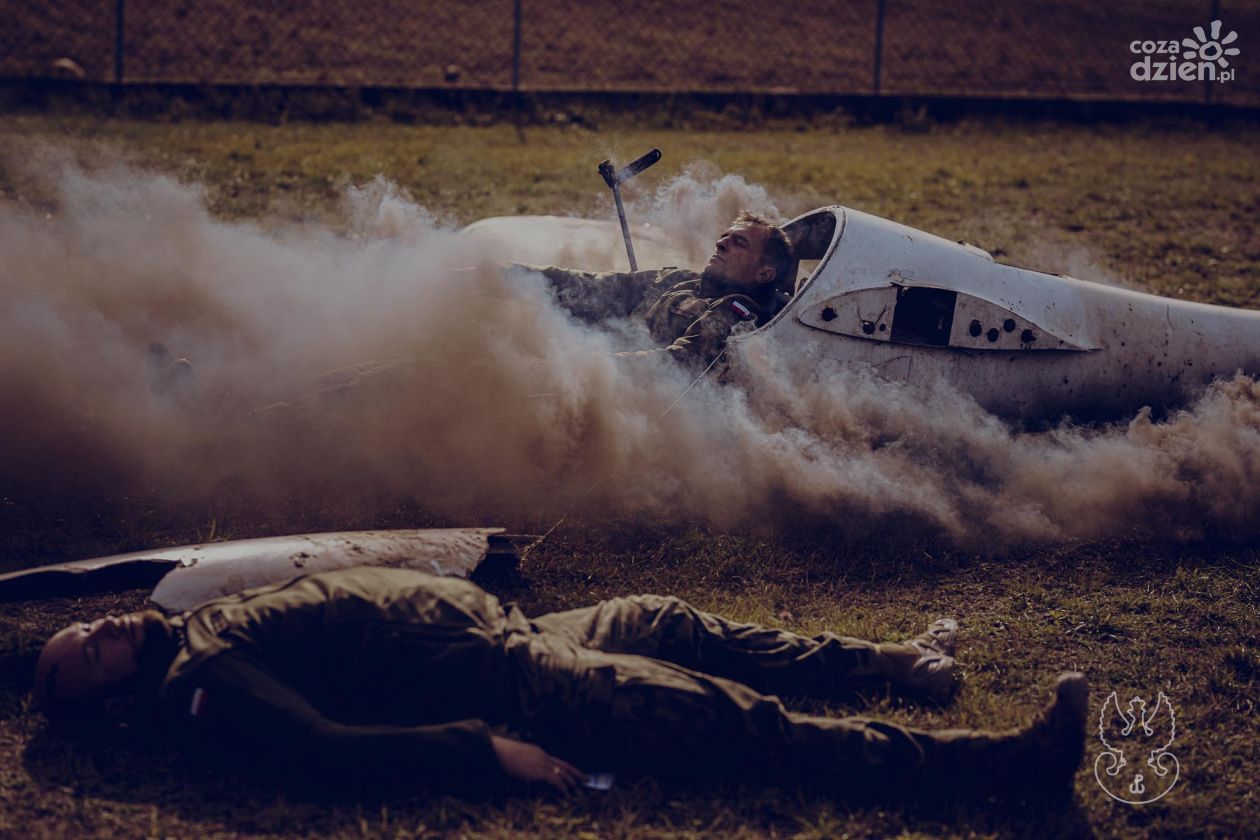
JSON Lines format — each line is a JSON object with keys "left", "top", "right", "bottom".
{"left": 50, "top": 57, "right": 86, "bottom": 80}
{"left": 582, "top": 772, "right": 614, "bottom": 791}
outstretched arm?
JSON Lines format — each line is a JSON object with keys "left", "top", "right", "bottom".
{"left": 165, "top": 652, "right": 504, "bottom": 791}
{"left": 491, "top": 734, "right": 586, "bottom": 792}
{"left": 509, "top": 263, "right": 661, "bottom": 322}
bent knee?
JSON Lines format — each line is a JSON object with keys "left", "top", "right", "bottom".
{"left": 622, "top": 593, "right": 688, "bottom": 615}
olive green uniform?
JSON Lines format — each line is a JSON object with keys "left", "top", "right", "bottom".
{"left": 516, "top": 264, "right": 776, "bottom": 370}
{"left": 157, "top": 568, "right": 941, "bottom": 793}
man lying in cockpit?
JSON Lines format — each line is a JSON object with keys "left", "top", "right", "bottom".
{"left": 509, "top": 210, "right": 795, "bottom": 372}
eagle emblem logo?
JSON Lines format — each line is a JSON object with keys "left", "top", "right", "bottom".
{"left": 1094, "top": 690, "right": 1180, "bottom": 804}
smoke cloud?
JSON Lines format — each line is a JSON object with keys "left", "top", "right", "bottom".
{"left": 3, "top": 158, "right": 1260, "bottom": 548}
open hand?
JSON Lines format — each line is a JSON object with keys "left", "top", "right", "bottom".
{"left": 490, "top": 735, "right": 586, "bottom": 793}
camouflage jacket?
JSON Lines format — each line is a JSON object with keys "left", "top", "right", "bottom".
{"left": 157, "top": 567, "right": 513, "bottom": 792}
{"left": 519, "top": 264, "right": 776, "bottom": 370}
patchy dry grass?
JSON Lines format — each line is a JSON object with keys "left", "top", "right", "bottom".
{"left": 1, "top": 112, "right": 1258, "bottom": 838}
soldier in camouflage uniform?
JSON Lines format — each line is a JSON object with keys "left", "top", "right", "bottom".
{"left": 34, "top": 567, "right": 1086, "bottom": 803}
{"left": 514, "top": 210, "right": 796, "bottom": 371}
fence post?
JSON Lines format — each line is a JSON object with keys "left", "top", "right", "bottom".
{"left": 114, "top": 0, "right": 126, "bottom": 86}
{"left": 512, "top": 0, "right": 522, "bottom": 91}
{"left": 872, "top": 0, "right": 887, "bottom": 95}
{"left": 512, "top": 0, "right": 524, "bottom": 141}
{"left": 1204, "top": 0, "right": 1221, "bottom": 105}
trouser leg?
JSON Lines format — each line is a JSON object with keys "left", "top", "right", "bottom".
{"left": 508, "top": 633, "right": 930, "bottom": 791}
{"left": 509, "top": 633, "right": 1079, "bottom": 802}
{"left": 531, "top": 594, "right": 882, "bottom": 699}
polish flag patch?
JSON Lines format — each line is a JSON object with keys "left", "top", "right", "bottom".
{"left": 189, "top": 687, "right": 208, "bottom": 717}
{"left": 729, "top": 300, "right": 754, "bottom": 320}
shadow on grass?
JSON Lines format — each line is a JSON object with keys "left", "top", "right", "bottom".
{"left": 18, "top": 716, "right": 504, "bottom": 832}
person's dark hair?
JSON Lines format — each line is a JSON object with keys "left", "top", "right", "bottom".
{"left": 733, "top": 210, "right": 794, "bottom": 287}
{"left": 31, "top": 660, "right": 107, "bottom": 729}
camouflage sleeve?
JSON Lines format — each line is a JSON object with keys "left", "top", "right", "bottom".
{"left": 510, "top": 263, "right": 662, "bottom": 323}
{"left": 623, "top": 294, "right": 761, "bottom": 372}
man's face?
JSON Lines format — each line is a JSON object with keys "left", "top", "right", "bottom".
{"left": 36, "top": 614, "right": 149, "bottom": 705}
{"left": 704, "top": 222, "right": 775, "bottom": 290}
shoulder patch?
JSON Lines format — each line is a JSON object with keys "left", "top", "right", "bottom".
{"left": 729, "top": 299, "right": 755, "bottom": 320}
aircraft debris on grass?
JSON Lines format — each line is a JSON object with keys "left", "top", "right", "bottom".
{"left": 0, "top": 529, "right": 528, "bottom": 607}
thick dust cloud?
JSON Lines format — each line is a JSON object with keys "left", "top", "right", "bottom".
{"left": 3, "top": 158, "right": 1260, "bottom": 546}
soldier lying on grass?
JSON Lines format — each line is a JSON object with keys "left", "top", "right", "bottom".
{"left": 515, "top": 210, "right": 795, "bottom": 371}
{"left": 33, "top": 567, "right": 1086, "bottom": 804}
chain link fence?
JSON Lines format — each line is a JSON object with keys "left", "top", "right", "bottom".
{"left": 2, "top": 0, "right": 1257, "bottom": 106}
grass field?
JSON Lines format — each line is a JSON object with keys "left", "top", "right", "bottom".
{"left": 1, "top": 111, "right": 1259, "bottom": 838}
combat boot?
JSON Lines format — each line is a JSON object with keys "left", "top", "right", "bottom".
{"left": 920, "top": 672, "right": 1089, "bottom": 806}
{"left": 905, "top": 618, "right": 958, "bottom": 658}
{"left": 871, "top": 618, "right": 959, "bottom": 702}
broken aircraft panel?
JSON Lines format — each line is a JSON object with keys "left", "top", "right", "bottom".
{"left": 0, "top": 529, "right": 530, "bottom": 610}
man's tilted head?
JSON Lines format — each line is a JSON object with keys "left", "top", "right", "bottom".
{"left": 703, "top": 210, "right": 794, "bottom": 292}
{"left": 33, "top": 611, "right": 165, "bottom": 720}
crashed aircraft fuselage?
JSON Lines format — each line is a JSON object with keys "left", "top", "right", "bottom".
{"left": 728, "top": 206, "right": 1260, "bottom": 419}
{"left": 472, "top": 206, "right": 1260, "bottom": 420}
